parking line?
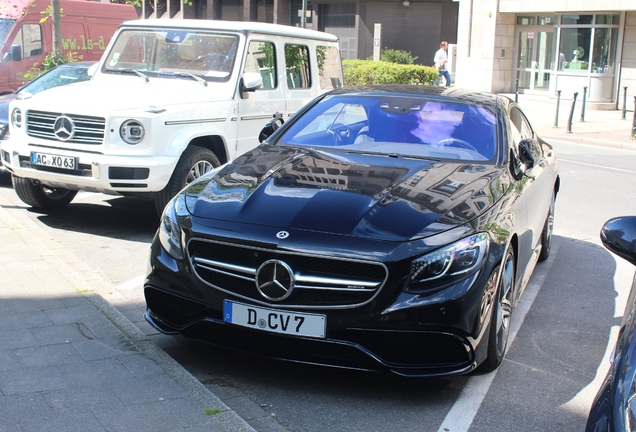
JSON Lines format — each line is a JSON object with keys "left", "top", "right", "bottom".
{"left": 436, "top": 243, "right": 559, "bottom": 432}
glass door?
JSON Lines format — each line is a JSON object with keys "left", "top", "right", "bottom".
{"left": 516, "top": 28, "right": 555, "bottom": 92}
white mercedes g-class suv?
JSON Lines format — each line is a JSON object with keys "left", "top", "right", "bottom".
{"left": 2, "top": 19, "right": 342, "bottom": 214}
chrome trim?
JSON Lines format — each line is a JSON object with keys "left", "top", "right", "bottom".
{"left": 164, "top": 118, "right": 226, "bottom": 125}
{"left": 240, "top": 114, "right": 274, "bottom": 120}
{"left": 188, "top": 238, "right": 389, "bottom": 310}
{"left": 27, "top": 144, "right": 104, "bottom": 155}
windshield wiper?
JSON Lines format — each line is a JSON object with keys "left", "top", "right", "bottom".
{"left": 119, "top": 68, "right": 149, "bottom": 82}
{"left": 172, "top": 72, "right": 208, "bottom": 87}
{"left": 346, "top": 150, "right": 440, "bottom": 161}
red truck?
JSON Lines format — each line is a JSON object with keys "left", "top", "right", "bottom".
{"left": 0, "top": 0, "right": 137, "bottom": 95}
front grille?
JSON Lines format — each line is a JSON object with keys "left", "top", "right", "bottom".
{"left": 26, "top": 110, "right": 105, "bottom": 145}
{"left": 188, "top": 239, "right": 388, "bottom": 310}
{"left": 19, "top": 156, "right": 92, "bottom": 177}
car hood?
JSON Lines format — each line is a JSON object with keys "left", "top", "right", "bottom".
{"left": 21, "top": 79, "right": 232, "bottom": 112}
{"left": 185, "top": 145, "right": 506, "bottom": 241}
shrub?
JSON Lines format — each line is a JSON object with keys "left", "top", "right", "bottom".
{"left": 381, "top": 48, "right": 417, "bottom": 65}
{"left": 342, "top": 60, "right": 438, "bottom": 86}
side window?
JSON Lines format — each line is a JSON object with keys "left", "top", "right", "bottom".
{"left": 285, "top": 44, "right": 311, "bottom": 89}
{"left": 510, "top": 107, "right": 533, "bottom": 141}
{"left": 317, "top": 46, "right": 342, "bottom": 89}
{"left": 244, "top": 40, "right": 276, "bottom": 89}
{"left": 12, "top": 24, "right": 42, "bottom": 59}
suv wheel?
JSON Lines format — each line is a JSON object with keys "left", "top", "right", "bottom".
{"left": 12, "top": 176, "right": 77, "bottom": 210}
{"left": 155, "top": 146, "right": 220, "bottom": 215}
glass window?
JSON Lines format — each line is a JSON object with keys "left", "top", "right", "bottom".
{"left": 285, "top": 44, "right": 311, "bottom": 89}
{"left": 12, "top": 24, "right": 42, "bottom": 59}
{"left": 596, "top": 14, "right": 620, "bottom": 25}
{"left": 255, "top": 0, "right": 273, "bottom": 23}
{"left": 317, "top": 46, "right": 342, "bottom": 89}
{"left": 558, "top": 28, "right": 591, "bottom": 72}
{"left": 538, "top": 16, "right": 556, "bottom": 26}
{"left": 244, "top": 41, "right": 276, "bottom": 89}
{"left": 517, "top": 16, "right": 535, "bottom": 26}
{"left": 561, "top": 15, "right": 593, "bottom": 25}
{"left": 0, "top": 18, "right": 16, "bottom": 48}
{"left": 592, "top": 28, "right": 618, "bottom": 74}
{"left": 22, "top": 65, "right": 91, "bottom": 96}
{"left": 220, "top": 0, "right": 243, "bottom": 21}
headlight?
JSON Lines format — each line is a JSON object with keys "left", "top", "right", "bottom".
{"left": 158, "top": 192, "right": 188, "bottom": 260}
{"left": 405, "top": 233, "right": 489, "bottom": 292}
{"left": 11, "top": 108, "right": 22, "bottom": 128}
{"left": 120, "top": 119, "right": 145, "bottom": 144}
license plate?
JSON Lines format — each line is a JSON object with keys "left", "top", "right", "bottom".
{"left": 223, "top": 300, "right": 326, "bottom": 339}
{"left": 31, "top": 152, "right": 76, "bottom": 170}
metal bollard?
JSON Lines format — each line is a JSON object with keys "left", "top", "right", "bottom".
{"left": 623, "top": 87, "right": 628, "bottom": 120}
{"left": 515, "top": 79, "right": 519, "bottom": 103}
{"left": 632, "top": 97, "right": 636, "bottom": 138}
{"left": 567, "top": 92, "right": 578, "bottom": 134}
{"left": 580, "top": 86, "right": 587, "bottom": 122}
{"left": 554, "top": 90, "right": 561, "bottom": 128}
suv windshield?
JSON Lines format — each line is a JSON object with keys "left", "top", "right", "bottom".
{"left": 279, "top": 95, "right": 498, "bottom": 162}
{"left": 103, "top": 29, "right": 239, "bottom": 81}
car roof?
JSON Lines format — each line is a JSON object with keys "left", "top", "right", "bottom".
{"left": 327, "top": 85, "right": 506, "bottom": 110}
{"left": 120, "top": 19, "right": 339, "bottom": 43}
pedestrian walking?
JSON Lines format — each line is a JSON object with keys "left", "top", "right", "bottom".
{"left": 434, "top": 41, "right": 451, "bottom": 86}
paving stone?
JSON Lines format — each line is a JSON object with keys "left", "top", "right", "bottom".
{"left": 30, "top": 323, "right": 89, "bottom": 345}
{"left": 58, "top": 358, "right": 132, "bottom": 386}
{"left": 14, "top": 343, "right": 84, "bottom": 368}
{"left": 43, "top": 384, "right": 125, "bottom": 412}
{"left": 72, "top": 335, "right": 139, "bottom": 361}
{"left": 106, "top": 373, "right": 188, "bottom": 405}
{"left": 118, "top": 353, "right": 163, "bottom": 377}
{"left": 0, "top": 366, "right": 70, "bottom": 395}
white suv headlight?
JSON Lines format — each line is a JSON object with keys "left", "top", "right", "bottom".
{"left": 11, "top": 108, "right": 22, "bottom": 128}
{"left": 120, "top": 119, "right": 145, "bottom": 144}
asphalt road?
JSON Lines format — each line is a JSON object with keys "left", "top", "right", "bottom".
{"left": 1, "top": 139, "right": 635, "bottom": 431}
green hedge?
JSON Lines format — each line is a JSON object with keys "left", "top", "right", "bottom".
{"left": 342, "top": 60, "right": 439, "bottom": 86}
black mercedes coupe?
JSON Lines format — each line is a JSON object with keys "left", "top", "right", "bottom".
{"left": 144, "top": 85, "right": 560, "bottom": 377}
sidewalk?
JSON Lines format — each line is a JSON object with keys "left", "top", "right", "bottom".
{"left": 0, "top": 203, "right": 254, "bottom": 431}
{"left": 502, "top": 92, "right": 636, "bottom": 151}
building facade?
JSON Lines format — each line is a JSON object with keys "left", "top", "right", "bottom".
{"left": 455, "top": 0, "right": 636, "bottom": 108}
{"left": 140, "top": 0, "right": 458, "bottom": 70}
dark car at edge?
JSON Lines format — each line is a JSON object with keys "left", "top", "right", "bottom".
{"left": 144, "top": 85, "right": 560, "bottom": 377}
{"left": 587, "top": 217, "right": 636, "bottom": 431}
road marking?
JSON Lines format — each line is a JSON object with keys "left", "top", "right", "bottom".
{"left": 436, "top": 244, "right": 559, "bottom": 432}
{"left": 559, "top": 158, "right": 636, "bottom": 174}
{"left": 116, "top": 275, "right": 145, "bottom": 291}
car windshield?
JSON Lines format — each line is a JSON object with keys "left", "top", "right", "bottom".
{"left": 20, "top": 65, "right": 91, "bottom": 96}
{"left": 103, "top": 29, "right": 239, "bottom": 81}
{"left": 279, "top": 95, "right": 498, "bottom": 161}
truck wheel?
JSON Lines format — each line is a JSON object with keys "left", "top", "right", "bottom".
{"left": 12, "top": 176, "right": 77, "bottom": 210}
{"left": 155, "top": 146, "right": 220, "bottom": 216}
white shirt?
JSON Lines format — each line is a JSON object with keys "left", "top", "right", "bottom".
{"left": 434, "top": 48, "right": 448, "bottom": 71}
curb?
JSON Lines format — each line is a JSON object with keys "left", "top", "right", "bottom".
{"left": 0, "top": 203, "right": 256, "bottom": 432}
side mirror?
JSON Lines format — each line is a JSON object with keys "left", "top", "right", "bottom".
{"left": 518, "top": 138, "right": 541, "bottom": 170}
{"left": 239, "top": 72, "right": 263, "bottom": 99}
{"left": 601, "top": 216, "right": 636, "bottom": 267}
{"left": 10, "top": 45, "right": 22, "bottom": 62}
{"left": 87, "top": 63, "right": 99, "bottom": 77}
{"left": 259, "top": 117, "right": 284, "bottom": 143}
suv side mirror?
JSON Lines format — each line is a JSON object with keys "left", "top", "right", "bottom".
{"left": 239, "top": 72, "right": 263, "bottom": 99}
{"left": 259, "top": 117, "right": 284, "bottom": 143}
{"left": 10, "top": 45, "right": 22, "bottom": 62}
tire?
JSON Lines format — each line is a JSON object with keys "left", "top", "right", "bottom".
{"left": 155, "top": 146, "right": 220, "bottom": 216}
{"left": 538, "top": 193, "right": 556, "bottom": 262}
{"left": 12, "top": 176, "right": 77, "bottom": 211}
{"left": 480, "top": 248, "right": 515, "bottom": 372}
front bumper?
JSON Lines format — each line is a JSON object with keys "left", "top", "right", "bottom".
{"left": 1, "top": 141, "right": 177, "bottom": 193}
{"left": 144, "top": 230, "right": 500, "bottom": 377}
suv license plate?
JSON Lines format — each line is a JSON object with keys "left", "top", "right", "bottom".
{"left": 31, "top": 152, "right": 76, "bottom": 170}
{"left": 223, "top": 300, "right": 326, "bottom": 339}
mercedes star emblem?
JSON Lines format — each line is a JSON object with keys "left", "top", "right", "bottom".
{"left": 255, "top": 260, "right": 295, "bottom": 301}
{"left": 53, "top": 115, "right": 75, "bottom": 141}
{"left": 276, "top": 231, "right": 289, "bottom": 239}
